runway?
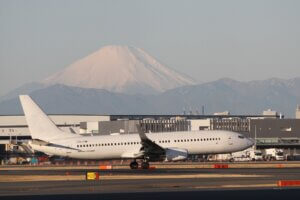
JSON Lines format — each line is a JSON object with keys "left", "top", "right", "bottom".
{"left": 1, "top": 165, "right": 300, "bottom": 199}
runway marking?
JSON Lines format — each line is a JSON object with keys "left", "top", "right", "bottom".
{"left": 98, "top": 174, "right": 270, "bottom": 180}
{"left": 0, "top": 175, "right": 85, "bottom": 182}
{"left": 192, "top": 183, "right": 277, "bottom": 189}
{"left": 0, "top": 174, "right": 270, "bottom": 182}
{"left": 221, "top": 184, "right": 277, "bottom": 188}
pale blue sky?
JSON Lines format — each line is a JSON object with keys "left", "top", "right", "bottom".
{"left": 1, "top": 0, "right": 300, "bottom": 96}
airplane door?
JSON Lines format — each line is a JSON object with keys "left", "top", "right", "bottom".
{"left": 228, "top": 136, "right": 233, "bottom": 145}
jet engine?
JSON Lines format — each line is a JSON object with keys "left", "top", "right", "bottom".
{"left": 165, "top": 148, "right": 188, "bottom": 161}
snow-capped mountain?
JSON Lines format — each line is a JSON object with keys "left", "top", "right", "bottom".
{"left": 43, "top": 45, "right": 195, "bottom": 94}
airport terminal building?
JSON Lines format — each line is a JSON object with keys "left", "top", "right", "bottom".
{"left": 1, "top": 108, "right": 300, "bottom": 162}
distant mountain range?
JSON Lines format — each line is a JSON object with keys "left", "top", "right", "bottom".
{"left": 0, "top": 45, "right": 299, "bottom": 117}
{"left": 0, "top": 77, "right": 299, "bottom": 117}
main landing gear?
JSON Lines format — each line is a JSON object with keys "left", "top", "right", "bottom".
{"left": 129, "top": 160, "right": 150, "bottom": 169}
{"left": 141, "top": 161, "right": 149, "bottom": 169}
{"left": 129, "top": 160, "right": 139, "bottom": 169}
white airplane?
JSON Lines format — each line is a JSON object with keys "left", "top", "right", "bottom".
{"left": 19, "top": 95, "right": 254, "bottom": 169}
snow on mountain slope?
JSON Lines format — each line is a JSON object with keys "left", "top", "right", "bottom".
{"left": 43, "top": 45, "right": 195, "bottom": 94}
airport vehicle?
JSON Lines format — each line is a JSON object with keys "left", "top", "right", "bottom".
{"left": 231, "top": 149, "right": 250, "bottom": 162}
{"left": 249, "top": 149, "right": 263, "bottom": 161}
{"left": 264, "top": 148, "right": 284, "bottom": 161}
{"left": 19, "top": 95, "right": 254, "bottom": 169}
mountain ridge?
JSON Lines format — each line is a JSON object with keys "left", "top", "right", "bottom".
{"left": 0, "top": 77, "right": 299, "bottom": 117}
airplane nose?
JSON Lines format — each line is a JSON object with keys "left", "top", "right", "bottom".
{"left": 247, "top": 138, "right": 255, "bottom": 147}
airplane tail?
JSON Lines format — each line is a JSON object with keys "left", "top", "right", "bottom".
{"left": 19, "top": 95, "right": 74, "bottom": 142}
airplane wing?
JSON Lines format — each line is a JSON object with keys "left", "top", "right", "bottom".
{"left": 137, "top": 125, "right": 165, "bottom": 160}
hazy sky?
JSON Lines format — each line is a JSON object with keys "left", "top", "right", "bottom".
{"left": 1, "top": 0, "right": 300, "bottom": 96}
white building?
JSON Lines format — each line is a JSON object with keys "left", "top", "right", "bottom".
{"left": 214, "top": 111, "right": 230, "bottom": 116}
{"left": 189, "top": 119, "right": 211, "bottom": 131}
{"left": 262, "top": 109, "right": 278, "bottom": 118}
{"left": 296, "top": 105, "right": 300, "bottom": 119}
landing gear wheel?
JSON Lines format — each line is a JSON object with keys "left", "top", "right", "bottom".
{"left": 130, "top": 161, "right": 139, "bottom": 169}
{"left": 141, "top": 161, "right": 150, "bottom": 169}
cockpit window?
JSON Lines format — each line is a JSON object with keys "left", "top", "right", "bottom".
{"left": 238, "top": 135, "right": 245, "bottom": 139}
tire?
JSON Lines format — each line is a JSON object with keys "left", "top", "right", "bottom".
{"left": 130, "top": 161, "right": 139, "bottom": 169}
{"left": 141, "top": 162, "right": 150, "bottom": 169}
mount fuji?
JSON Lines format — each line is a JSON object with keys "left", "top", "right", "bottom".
{"left": 43, "top": 45, "right": 195, "bottom": 94}
{"left": 1, "top": 45, "right": 299, "bottom": 117}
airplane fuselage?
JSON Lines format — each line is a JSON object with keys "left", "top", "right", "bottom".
{"left": 30, "top": 130, "right": 252, "bottom": 160}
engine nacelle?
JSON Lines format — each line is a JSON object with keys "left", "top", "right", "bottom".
{"left": 165, "top": 148, "right": 188, "bottom": 161}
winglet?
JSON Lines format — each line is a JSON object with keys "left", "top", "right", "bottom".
{"left": 136, "top": 124, "right": 148, "bottom": 141}
{"left": 136, "top": 124, "right": 165, "bottom": 154}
